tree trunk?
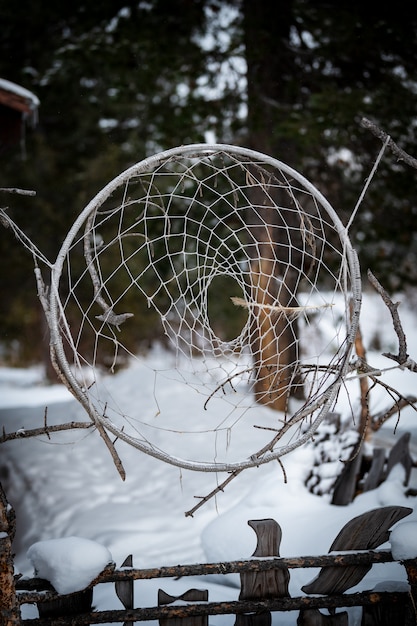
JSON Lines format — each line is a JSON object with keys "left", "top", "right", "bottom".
{"left": 246, "top": 181, "right": 299, "bottom": 411}
{"left": 243, "top": 0, "right": 302, "bottom": 411}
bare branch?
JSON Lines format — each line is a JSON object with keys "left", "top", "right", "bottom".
{"left": 1, "top": 421, "right": 93, "bottom": 443}
{"left": 353, "top": 354, "right": 417, "bottom": 433}
{"left": 91, "top": 421, "right": 127, "bottom": 481}
{"left": 185, "top": 470, "right": 242, "bottom": 517}
{"left": 361, "top": 117, "right": 417, "bottom": 170}
{"left": 1, "top": 409, "right": 127, "bottom": 478}
{"left": 367, "top": 269, "right": 417, "bottom": 371}
{"left": 185, "top": 441, "right": 290, "bottom": 517}
{"left": 0, "top": 187, "right": 36, "bottom": 196}
{"left": 352, "top": 311, "right": 371, "bottom": 443}
{"left": 371, "top": 396, "right": 417, "bottom": 431}
{"left": 231, "top": 296, "right": 334, "bottom": 314}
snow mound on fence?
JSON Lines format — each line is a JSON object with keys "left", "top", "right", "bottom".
{"left": 27, "top": 536, "right": 112, "bottom": 594}
{"left": 390, "top": 522, "right": 417, "bottom": 561}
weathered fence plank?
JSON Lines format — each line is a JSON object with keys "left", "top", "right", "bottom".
{"left": 115, "top": 555, "right": 134, "bottom": 626}
{"left": 158, "top": 588, "right": 208, "bottom": 626}
{"left": 237, "top": 519, "right": 289, "bottom": 626}
{"left": 302, "top": 506, "right": 412, "bottom": 595}
{"left": 297, "top": 608, "right": 348, "bottom": 625}
{"left": 331, "top": 442, "right": 363, "bottom": 506}
{"left": 385, "top": 432, "right": 413, "bottom": 484}
{"left": 362, "top": 448, "right": 385, "bottom": 492}
{"left": 361, "top": 600, "right": 409, "bottom": 626}
{"left": 332, "top": 431, "right": 414, "bottom": 505}
{"left": 36, "top": 588, "right": 93, "bottom": 621}
{"left": 239, "top": 519, "right": 290, "bottom": 600}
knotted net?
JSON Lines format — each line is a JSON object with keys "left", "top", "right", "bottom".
{"left": 46, "top": 144, "right": 361, "bottom": 471}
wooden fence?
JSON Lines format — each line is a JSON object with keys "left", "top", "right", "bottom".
{"left": 6, "top": 508, "right": 417, "bottom": 626}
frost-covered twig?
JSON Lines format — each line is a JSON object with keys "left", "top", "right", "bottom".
{"left": 1, "top": 420, "right": 93, "bottom": 443}
{"left": 0, "top": 187, "right": 36, "bottom": 196}
{"left": 354, "top": 356, "right": 417, "bottom": 435}
{"left": 1, "top": 405, "right": 93, "bottom": 445}
{"left": 231, "top": 296, "right": 334, "bottom": 314}
{"left": 95, "top": 309, "right": 134, "bottom": 331}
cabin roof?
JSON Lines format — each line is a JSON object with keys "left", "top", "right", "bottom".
{"left": 0, "top": 78, "right": 40, "bottom": 121}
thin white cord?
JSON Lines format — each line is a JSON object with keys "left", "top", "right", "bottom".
{"left": 346, "top": 133, "right": 391, "bottom": 232}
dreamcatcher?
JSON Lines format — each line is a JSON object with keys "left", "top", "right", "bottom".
{"left": 4, "top": 144, "right": 362, "bottom": 474}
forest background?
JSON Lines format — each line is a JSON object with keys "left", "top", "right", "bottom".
{"left": 1, "top": 0, "right": 417, "bottom": 367}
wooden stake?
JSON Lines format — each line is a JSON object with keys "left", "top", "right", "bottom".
{"left": 0, "top": 482, "right": 20, "bottom": 626}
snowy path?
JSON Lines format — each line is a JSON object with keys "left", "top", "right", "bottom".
{"left": 1, "top": 397, "right": 250, "bottom": 574}
{"left": 1, "top": 289, "right": 417, "bottom": 625}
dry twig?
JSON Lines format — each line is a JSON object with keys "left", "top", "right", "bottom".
{"left": 371, "top": 396, "right": 417, "bottom": 431}
{"left": 0, "top": 187, "right": 36, "bottom": 196}
{"left": 361, "top": 117, "right": 417, "bottom": 170}
{"left": 1, "top": 421, "right": 93, "bottom": 443}
{"left": 368, "top": 269, "right": 417, "bottom": 372}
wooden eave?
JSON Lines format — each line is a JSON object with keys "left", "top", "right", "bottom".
{"left": 0, "top": 88, "right": 34, "bottom": 115}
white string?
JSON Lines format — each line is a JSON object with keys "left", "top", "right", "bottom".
{"left": 0, "top": 208, "right": 52, "bottom": 267}
{"left": 346, "top": 133, "right": 391, "bottom": 232}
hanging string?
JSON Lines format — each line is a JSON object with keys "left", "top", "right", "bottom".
{"left": 346, "top": 133, "right": 391, "bottom": 233}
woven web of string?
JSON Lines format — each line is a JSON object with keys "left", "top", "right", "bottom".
{"left": 51, "top": 148, "right": 359, "bottom": 468}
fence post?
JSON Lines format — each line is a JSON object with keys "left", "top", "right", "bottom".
{"left": 403, "top": 559, "right": 417, "bottom": 625}
{"left": 36, "top": 587, "right": 93, "bottom": 623}
{"left": 0, "top": 481, "right": 20, "bottom": 626}
{"left": 236, "top": 519, "right": 289, "bottom": 626}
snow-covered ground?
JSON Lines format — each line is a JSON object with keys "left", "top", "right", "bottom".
{"left": 1, "top": 291, "right": 416, "bottom": 625}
